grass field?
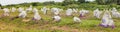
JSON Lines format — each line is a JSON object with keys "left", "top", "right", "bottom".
{"left": 0, "top": 9, "right": 120, "bottom": 32}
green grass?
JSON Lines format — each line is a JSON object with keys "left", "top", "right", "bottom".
{"left": 0, "top": 9, "right": 120, "bottom": 32}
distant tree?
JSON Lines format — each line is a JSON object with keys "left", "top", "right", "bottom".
{"left": 62, "top": 0, "right": 77, "bottom": 6}
{"left": 117, "top": 0, "right": 120, "bottom": 5}
{"left": 43, "top": 1, "right": 55, "bottom": 5}
{"left": 96, "top": 0, "right": 106, "bottom": 5}
{"left": 0, "top": 4, "right": 1, "bottom": 6}
{"left": 55, "top": 2, "right": 62, "bottom": 6}
{"left": 32, "top": 2, "right": 38, "bottom": 6}
{"left": 107, "top": 0, "right": 117, "bottom": 4}
{"left": 78, "top": 0, "right": 85, "bottom": 3}
{"left": 96, "top": 0, "right": 117, "bottom": 5}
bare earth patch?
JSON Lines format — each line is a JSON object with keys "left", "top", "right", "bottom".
{"left": 22, "top": 19, "right": 31, "bottom": 22}
{"left": 51, "top": 26, "right": 79, "bottom": 32}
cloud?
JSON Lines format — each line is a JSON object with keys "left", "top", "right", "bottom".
{"left": 0, "top": 0, "right": 64, "bottom": 6}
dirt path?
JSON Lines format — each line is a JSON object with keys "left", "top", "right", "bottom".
{"left": 51, "top": 26, "right": 79, "bottom": 32}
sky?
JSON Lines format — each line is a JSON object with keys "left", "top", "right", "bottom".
{"left": 0, "top": 0, "right": 64, "bottom": 6}
{"left": 0, "top": 0, "right": 95, "bottom": 6}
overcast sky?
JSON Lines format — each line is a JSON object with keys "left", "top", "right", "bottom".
{"left": 0, "top": 0, "right": 95, "bottom": 6}
{"left": 0, "top": 0, "right": 64, "bottom": 6}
